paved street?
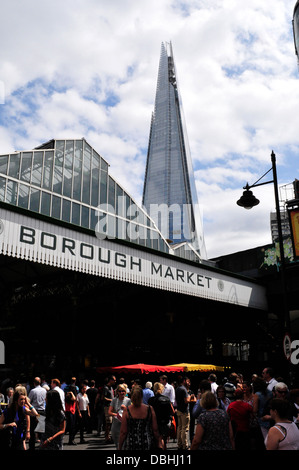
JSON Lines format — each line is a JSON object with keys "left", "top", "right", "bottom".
{"left": 59, "top": 431, "right": 179, "bottom": 451}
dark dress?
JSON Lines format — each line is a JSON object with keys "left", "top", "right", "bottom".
{"left": 197, "top": 409, "right": 233, "bottom": 450}
{"left": 123, "top": 406, "right": 154, "bottom": 450}
{"left": 40, "top": 410, "right": 66, "bottom": 450}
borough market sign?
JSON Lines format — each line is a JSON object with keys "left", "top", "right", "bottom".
{"left": 0, "top": 207, "right": 267, "bottom": 310}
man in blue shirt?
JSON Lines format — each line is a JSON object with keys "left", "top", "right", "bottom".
{"left": 142, "top": 382, "right": 154, "bottom": 404}
{"left": 28, "top": 377, "right": 47, "bottom": 450}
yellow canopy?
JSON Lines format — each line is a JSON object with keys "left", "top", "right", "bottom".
{"left": 166, "top": 363, "right": 226, "bottom": 372}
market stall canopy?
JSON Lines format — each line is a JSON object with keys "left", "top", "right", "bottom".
{"left": 96, "top": 363, "right": 184, "bottom": 374}
{"left": 166, "top": 363, "right": 225, "bottom": 372}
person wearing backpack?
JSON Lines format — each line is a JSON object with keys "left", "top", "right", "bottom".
{"left": 148, "top": 382, "right": 175, "bottom": 449}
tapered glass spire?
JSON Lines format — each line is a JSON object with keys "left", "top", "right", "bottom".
{"left": 142, "top": 42, "right": 206, "bottom": 258}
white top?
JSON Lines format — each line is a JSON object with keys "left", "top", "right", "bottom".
{"left": 265, "top": 422, "right": 299, "bottom": 450}
{"left": 77, "top": 392, "right": 89, "bottom": 411}
{"left": 162, "top": 382, "right": 175, "bottom": 405}
{"left": 266, "top": 378, "right": 278, "bottom": 392}
{"left": 53, "top": 386, "right": 65, "bottom": 410}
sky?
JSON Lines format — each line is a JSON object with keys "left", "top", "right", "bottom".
{"left": 0, "top": 0, "right": 299, "bottom": 259}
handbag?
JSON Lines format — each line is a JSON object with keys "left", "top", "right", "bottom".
{"left": 34, "top": 415, "right": 46, "bottom": 434}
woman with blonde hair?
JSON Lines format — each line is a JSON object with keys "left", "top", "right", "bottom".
{"left": 108, "top": 384, "right": 131, "bottom": 449}
{"left": 118, "top": 386, "right": 162, "bottom": 450}
{"left": 14, "top": 385, "right": 28, "bottom": 396}
{"left": 148, "top": 382, "right": 174, "bottom": 449}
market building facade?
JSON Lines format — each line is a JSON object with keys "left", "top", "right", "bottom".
{"left": 0, "top": 139, "right": 273, "bottom": 380}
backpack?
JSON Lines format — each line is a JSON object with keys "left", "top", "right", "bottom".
{"left": 151, "top": 395, "right": 172, "bottom": 424}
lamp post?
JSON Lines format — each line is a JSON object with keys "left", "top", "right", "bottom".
{"left": 237, "top": 151, "right": 292, "bottom": 370}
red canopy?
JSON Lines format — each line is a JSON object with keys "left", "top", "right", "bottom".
{"left": 96, "top": 363, "right": 184, "bottom": 374}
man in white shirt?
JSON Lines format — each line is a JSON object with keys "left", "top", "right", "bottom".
{"left": 208, "top": 374, "right": 218, "bottom": 395}
{"left": 159, "top": 375, "right": 175, "bottom": 405}
{"left": 262, "top": 367, "right": 278, "bottom": 393}
{"left": 51, "top": 378, "right": 65, "bottom": 410}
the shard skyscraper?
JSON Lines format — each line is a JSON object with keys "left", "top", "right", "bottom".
{"left": 142, "top": 42, "right": 207, "bottom": 259}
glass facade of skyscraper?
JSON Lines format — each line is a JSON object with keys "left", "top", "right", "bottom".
{"left": 0, "top": 138, "right": 170, "bottom": 253}
{"left": 142, "top": 42, "right": 206, "bottom": 259}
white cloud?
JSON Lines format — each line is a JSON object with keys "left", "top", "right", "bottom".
{"left": 0, "top": 0, "right": 298, "bottom": 259}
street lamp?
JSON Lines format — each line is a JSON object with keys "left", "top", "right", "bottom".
{"left": 237, "top": 185, "right": 260, "bottom": 209}
{"left": 236, "top": 151, "right": 292, "bottom": 363}
{"left": 237, "top": 151, "right": 286, "bottom": 283}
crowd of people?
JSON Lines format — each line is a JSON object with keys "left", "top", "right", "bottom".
{"left": 0, "top": 375, "right": 99, "bottom": 450}
{"left": 0, "top": 366, "right": 299, "bottom": 451}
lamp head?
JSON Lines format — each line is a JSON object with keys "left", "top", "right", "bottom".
{"left": 237, "top": 186, "right": 260, "bottom": 209}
